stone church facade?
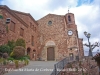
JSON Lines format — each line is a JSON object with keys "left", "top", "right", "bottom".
{"left": 37, "top": 13, "right": 84, "bottom": 61}
{"left": 0, "top": 5, "right": 84, "bottom": 61}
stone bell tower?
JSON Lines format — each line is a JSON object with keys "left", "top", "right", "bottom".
{"left": 65, "top": 10, "right": 79, "bottom": 60}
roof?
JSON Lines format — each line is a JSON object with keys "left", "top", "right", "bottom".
{"left": 12, "top": 10, "right": 38, "bottom": 25}
{"left": 0, "top": 5, "right": 38, "bottom": 27}
{"left": 37, "top": 13, "right": 64, "bottom": 21}
{"left": 0, "top": 5, "right": 29, "bottom": 28}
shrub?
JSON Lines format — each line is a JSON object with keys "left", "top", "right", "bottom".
{"left": 15, "top": 38, "right": 26, "bottom": 48}
{"left": 0, "top": 58, "right": 3, "bottom": 64}
{"left": 0, "top": 45, "right": 11, "bottom": 54}
{"left": 7, "top": 40, "right": 16, "bottom": 53}
{"left": 10, "top": 52, "right": 14, "bottom": 57}
{"left": 3, "top": 59, "right": 7, "bottom": 65}
{"left": 13, "top": 46, "right": 25, "bottom": 59}
{"left": 24, "top": 55, "right": 30, "bottom": 59}
{"left": 7, "top": 57, "right": 14, "bottom": 61}
{"left": 2, "top": 53, "right": 8, "bottom": 59}
{"left": 0, "top": 52, "right": 3, "bottom": 58}
{"left": 24, "top": 60, "right": 29, "bottom": 65}
{"left": 14, "top": 60, "right": 19, "bottom": 68}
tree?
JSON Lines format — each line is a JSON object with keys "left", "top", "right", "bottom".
{"left": 0, "top": 45, "right": 11, "bottom": 54}
{"left": 7, "top": 40, "right": 16, "bottom": 52}
{"left": 15, "top": 38, "right": 26, "bottom": 48}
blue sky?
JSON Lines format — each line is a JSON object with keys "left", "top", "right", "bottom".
{"left": 0, "top": 0, "right": 100, "bottom": 55}
{"left": 77, "top": 0, "right": 94, "bottom": 6}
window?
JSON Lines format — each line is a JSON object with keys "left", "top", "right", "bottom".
{"left": 34, "top": 27, "right": 36, "bottom": 32}
{"left": 30, "top": 22, "right": 33, "bottom": 28}
{"left": 30, "top": 22, "right": 32, "bottom": 26}
{"left": 31, "top": 36, "right": 34, "bottom": 46}
{"left": 48, "top": 21, "right": 52, "bottom": 25}
{"left": 10, "top": 21, "right": 15, "bottom": 32}
{"left": 20, "top": 28, "right": 24, "bottom": 36}
{"left": 68, "top": 15, "right": 71, "bottom": 22}
{"left": 30, "top": 22, "right": 34, "bottom": 30}
{"left": 33, "top": 25, "right": 34, "bottom": 30}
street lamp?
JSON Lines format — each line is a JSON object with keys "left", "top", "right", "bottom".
{"left": 84, "top": 31, "right": 99, "bottom": 57}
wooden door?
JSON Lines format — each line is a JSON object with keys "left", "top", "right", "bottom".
{"left": 47, "top": 47, "right": 55, "bottom": 61}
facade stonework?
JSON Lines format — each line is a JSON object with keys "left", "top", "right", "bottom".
{"left": 0, "top": 19, "right": 8, "bottom": 45}
{"left": 0, "top": 5, "right": 84, "bottom": 61}
{"left": 37, "top": 13, "right": 84, "bottom": 61}
{"left": 0, "top": 5, "right": 38, "bottom": 60}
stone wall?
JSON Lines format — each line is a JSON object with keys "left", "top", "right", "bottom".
{"left": 0, "top": 6, "right": 38, "bottom": 60}
{"left": 37, "top": 13, "right": 84, "bottom": 61}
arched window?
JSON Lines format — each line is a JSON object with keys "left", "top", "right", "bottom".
{"left": 68, "top": 15, "right": 71, "bottom": 22}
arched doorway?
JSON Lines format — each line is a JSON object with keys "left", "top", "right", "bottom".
{"left": 33, "top": 50, "right": 36, "bottom": 60}
{"left": 69, "top": 53, "right": 74, "bottom": 61}
{"left": 27, "top": 47, "right": 31, "bottom": 55}
{"left": 47, "top": 47, "right": 55, "bottom": 61}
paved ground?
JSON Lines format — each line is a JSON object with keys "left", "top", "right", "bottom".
{"left": 4, "top": 61, "right": 57, "bottom": 75}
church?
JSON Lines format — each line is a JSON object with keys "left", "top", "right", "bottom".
{"left": 0, "top": 5, "right": 84, "bottom": 61}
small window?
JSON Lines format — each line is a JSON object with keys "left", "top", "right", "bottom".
{"left": 30, "top": 22, "right": 34, "bottom": 30}
{"left": 68, "top": 15, "right": 71, "bottom": 22}
{"left": 31, "top": 36, "right": 34, "bottom": 46}
{"left": 34, "top": 27, "right": 36, "bottom": 32}
{"left": 20, "top": 28, "right": 24, "bottom": 37}
{"left": 10, "top": 21, "right": 15, "bottom": 32}
{"left": 30, "top": 22, "right": 32, "bottom": 27}
{"left": 48, "top": 21, "right": 52, "bottom": 25}
{"left": 33, "top": 25, "right": 34, "bottom": 30}
{"left": 33, "top": 50, "right": 36, "bottom": 52}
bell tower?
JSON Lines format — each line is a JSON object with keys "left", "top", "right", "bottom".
{"left": 65, "top": 10, "right": 79, "bottom": 60}
{"left": 65, "top": 11, "right": 75, "bottom": 25}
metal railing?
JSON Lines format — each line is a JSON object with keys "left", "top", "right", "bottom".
{"left": 50, "top": 57, "right": 70, "bottom": 75}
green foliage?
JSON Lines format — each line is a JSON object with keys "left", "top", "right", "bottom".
{"left": 24, "top": 55, "right": 30, "bottom": 59}
{"left": 10, "top": 52, "right": 14, "bottom": 57}
{"left": 7, "top": 57, "right": 14, "bottom": 61}
{"left": 3, "top": 59, "right": 7, "bottom": 65}
{"left": 13, "top": 46, "right": 25, "bottom": 59}
{"left": 14, "top": 60, "right": 19, "bottom": 68}
{"left": 0, "top": 58, "right": 3, "bottom": 64}
{"left": 24, "top": 60, "right": 29, "bottom": 65}
{"left": 11, "top": 55, "right": 30, "bottom": 61}
{"left": 0, "top": 15, "right": 3, "bottom": 19}
{"left": 15, "top": 38, "right": 26, "bottom": 48}
{"left": 0, "top": 58, "right": 7, "bottom": 65}
{"left": 7, "top": 40, "right": 16, "bottom": 52}
{"left": 0, "top": 45, "right": 11, "bottom": 54}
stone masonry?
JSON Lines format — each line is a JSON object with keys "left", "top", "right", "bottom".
{"left": 0, "top": 5, "right": 38, "bottom": 60}
{"left": 37, "top": 13, "right": 84, "bottom": 61}
{"left": 0, "top": 5, "right": 84, "bottom": 61}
